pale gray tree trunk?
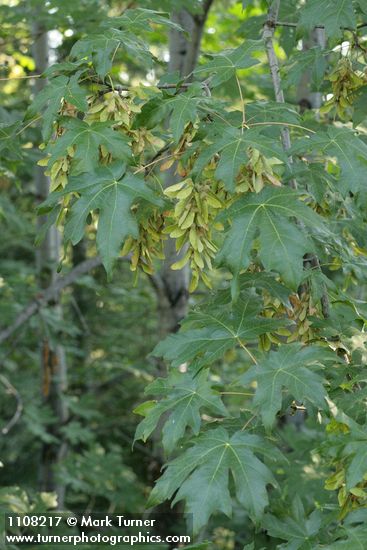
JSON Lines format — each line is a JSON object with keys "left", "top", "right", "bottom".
{"left": 33, "top": 25, "right": 68, "bottom": 508}
{"left": 297, "top": 28, "right": 326, "bottom": 110}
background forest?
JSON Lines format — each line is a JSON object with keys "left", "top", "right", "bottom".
{"left": 1, "top": 0, "right": 367, "bottom": 548}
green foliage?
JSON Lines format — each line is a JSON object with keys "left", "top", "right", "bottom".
{"left": 28, "top": 74, "right": 88, "bottom": 139}
{"left": 62, "top": 165, "right": 162, "bottom": 273}
{"left": 241, "top": 344, "right": 334, "bottom": 429}
{"left": 217, "top": 187, "right": 322, "bottom": 289}
{"left": 299, "top": 0, "right": 357, "bottom": 37}
{"left": 195, "top": 127, "right": 286, "bottom": 191}
{"left": 134, "top": 370, "right": 228, "bottom": 454}
{"left": 194, "top": 40, "right": 261, "bottom": 86}
{"left": 148, "top": 427, "right": 282, "bottom": 532}
{"left": 153, "top": 292, "right": 284, "bottom": 369}
{"left": 3, "top": 0, "right": 367, "bottom": 548}
{"left": 292, "top": 127, "right": 367, "bottom": 194}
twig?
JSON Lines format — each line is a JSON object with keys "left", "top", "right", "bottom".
{"left": 0, "top": 375, "right": 23, "bottom": 434}
{"left": 263, "top": 0, "right": 330, "bottom": 319}
{"left": 263, "top": 1, "right": 296, "bottom": 188}
{"left": 275, "top": 20, "right": 367, "bottom": 31}
{"left": 0, "top": 74, "right": 41, "bottom": 81}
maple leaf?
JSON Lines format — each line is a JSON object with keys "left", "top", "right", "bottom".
{"left": 241, "top": 344, "right": 334, "bottom": 429}
{"left": 194, "top": 127, "right": 286, "bottom": 191}
{"left": 165, "top": 84, "right": 209, "bottom": 142}
{"left": 299, "top": 0, "right": 356, "bottom": 37}
{"left": 28, "top": 74, "right": 88, "bottom": 140}
{"left": 246, "top": 101, "right": 301, "bottom": 124}
{"left": 148, "top": 427, "right": 282, "bottom": 532}
{"left": 262, "top": 497, "right": 322, "bottom": 550}
{"left": 46, "top": 117, "right": 131, "bottom": 173}
{"left": 325, "top": 524, "right": 367, "bottom": 549}
{"left": 0, "top": 122, "right": 22, "bottom": 159}
{"left": 293, "top": 127, "right": 367, "bottom": 195}
{"left": 111, "top": 8, "right": 183, "bottom": 33}
{"left": 194, "top": 40, "right": 261, "bottom": 86}
{"left": 63, "top": 163, "right": 162, "bottom": 274}
{"left": 134, "top": 370, "right": 228, "bottom": 454}
{"left": 217, "top": 187, "right": 322, "bottom": 289}
{"left": 153, "top": 291, "right": 286, "bottom": 369}
{"left": 283, "top": 47, "right": 327, "bottom": 91}
{"left": 71, "top": 28, "right": 153, "bottom": 78}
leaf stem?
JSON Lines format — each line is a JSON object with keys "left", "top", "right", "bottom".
{"left": 221, "top": 391, "right": 254, "bottom": 396}
{"left": 15, "top": 115, "right": 42, "bottom": 136}
{"left": 238, "top": 339, "right": 258, "bottom": 364}
{"left": 236, "top": 73, "right": 248, "bottom": 132}
{"left": 248, "top": 121, "right": 316, "bottom": 134}
{"left": 241, "top": 413, "right": 257, "bottom": 431}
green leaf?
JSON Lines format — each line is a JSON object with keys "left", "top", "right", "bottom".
{"left": 352, "top": 85, "right": 367, "bottom": 127}
{"left": 110, "top": 8, "right": 183, "bottom": 33}
{"left": 194, "top": 40, "right": 261, "bottom": 86}
{"left": 153, "top": 292, "right": 285, "bottom": 369}
{"left": 71, "top": 29, "right": 153, "bottom": 78}
{"left": 324, "top": 524, "right": 367, "bottom": 549}
{"left": 195, "top": 127, "right": 286, "bottom": 191}
{"left": 246, "top": 101, "right": 301, "bottom": 124}
{"left": 345, "top": 440, "right": 367, "bottom": 490}
{"left": 292, "top": 127, "right": 367, "bottom": 195}
{"left": 241, "top": 344, "right": 332, "bottom": 429}
{"left": 47, "top": 118, "right": 131, "bottom": 173}
{"left": 0, "top": 122, "right": 22, "bottom": 159}
{"left": 341, "top": 425, "right": 367, "bottom": 489}
{"left": 28, "top": 74, "right": 88, "bottom": 140}
{"left": 241, "top": 274, "right": 291, "bottom": 306}
{"left": 165, "top": 85, "right": 207, "bottom": 142}
{"left": 134, "top": 370, "right": 228, "bottom": 454}
{"left": 148, "top": 427, "right": 280, "bottom": 532}
{"left": 217, "top": 187, "right": 321, "bottom": 289}
{"left": 299, "top": 0, "right": 356, "bottom": 37}
{"left": 283, "top": 47, "right": 327, "bottom": 91}
{"left": 63, "top": 164, "right": 162, "bottom": 274}
{"left": 262, "top": 502, "right": 322, "bottom": 549}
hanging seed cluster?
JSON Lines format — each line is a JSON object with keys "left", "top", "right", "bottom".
{"left": 38, "top": 87, "right": 288, "bottom": 293}
{"left": 236, "top": 147, "right": 282, "bottom": 193}
{"left": 121, "top": 212, "right": 165, "bottom": 280}
{"left": 321, "top": 58, "right": 365, "bottom": 119}
{"left": 163, "top": 178, "right": 225, "bottom": 291}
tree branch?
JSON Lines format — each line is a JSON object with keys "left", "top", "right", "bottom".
{"left": 0, "top": 374, "right": 23, "bottom": 435}
{"left": 263, "top": 0, "right": 330, "bottom": 319}
{"left": 0, "top": 256, "right": 127, "bottom": 345}
{"left": 263, "top": 0, "right": 296, "bottom": 187}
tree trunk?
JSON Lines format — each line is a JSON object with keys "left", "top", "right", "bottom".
{"left": 156, "top": 3, "right": 213, "bottom": 344}
{"left": 33, "top": 25, "right": 68, "bottom": 508}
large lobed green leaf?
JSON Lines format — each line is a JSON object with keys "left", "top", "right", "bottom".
{"left": 46, "top": 117, "right": 131, "bottom": 174}
{"left": 134, "top": 370, "right": 228, "bottom": 454}
{"left": 292, "top": 127, "right": 367, "bottom": 195}
{"left": 153, "top": 291, "right": 286, "bottom": 369}
{"left": 241, "top": 344, "right": 336, "bottom": 429}
{"left": 63, "top": 163, "right": 162, "bottom": 274}
{"left": 194, "top": 127, "right": 286, "bottom": 191}
{"left": 299, "top": 0, "right": 357, "bottom": 37}
{"left": 194, "top": 40, "right": 261, "bottom": 86}
{"left": 148, "top": 427, "right": 283, "bottom": 532}
{"left": 28, "top": 74, "right": 88, "bottom": 140}
{"left": 217, "top": 187, "right": 323, "bottom": 290}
